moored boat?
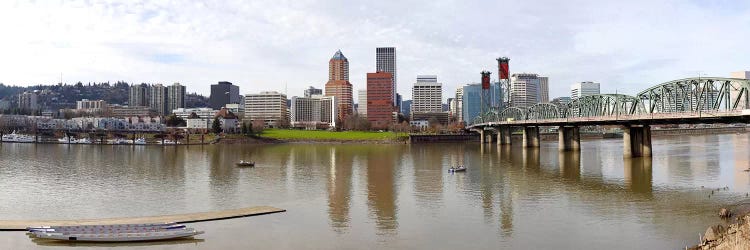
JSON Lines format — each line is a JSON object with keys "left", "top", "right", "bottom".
{"left": 32, "top": 228, "right": 203, "bottom": 242}
{"left": 2, "top": 131, "right": 35, "bottom": 142}
{"left": 133, "top": 138, "right": 147, "bottom": 145}
{"left": 27, "top": 222, "right": 179, "bottom": 232}
{"left": 57, "top": 136, "right": 76, "bottom": 144}
{"left": 75, "top": 138, "right": 92, "bottom": 144}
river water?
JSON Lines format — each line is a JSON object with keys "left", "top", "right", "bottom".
{"left": 1, "top": 134, "right": 749, "bottom": 249}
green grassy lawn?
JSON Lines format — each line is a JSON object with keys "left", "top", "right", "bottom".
{"left": 261, "top": 129, "right": 408, "bottom": 141}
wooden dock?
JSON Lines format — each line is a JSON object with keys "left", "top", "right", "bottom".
{"left": 0, "top": 206, "right": 285, "bottom": 231}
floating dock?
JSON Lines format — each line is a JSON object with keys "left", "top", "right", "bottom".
{"left": 0, "top": 206, "right": 285, "bottom": 231}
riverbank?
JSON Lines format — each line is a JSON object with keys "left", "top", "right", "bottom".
{"left": 691, "top": 207, "right": 750, "bottom": 250}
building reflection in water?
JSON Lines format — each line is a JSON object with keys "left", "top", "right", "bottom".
{"left": 326, "top": 146, "right": 353, "bottom": 233}
{"left": 497, "top": 145, "right": 514, "bottom": 236}
{"left": 206, "top": 145, "right": 241, "bottom": 206}
{"left": 366, "top": 146, "right": 399, "bottom": 235}
{"left": 623, "top": 157, "right": 653, "bottom": 194}
{"left": 413, "top": 145, "right": 445, "bottom": 209}
{"left": 523, "top": 147, "right": 540, "bottom": 170}
{"left": 559, "top": 151, "right": 581, "bottom": 181}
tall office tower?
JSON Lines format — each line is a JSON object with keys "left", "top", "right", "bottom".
{"left": 357, "top": 89, "right": 368, "bottom": 117}
{"left": 510, "top": 73, "right": 546, "bottom": 108}
{"left": 148, "top": 84, "right": 168, "bottom": 116}
{"left": 209, "top": 81, "right": 240, "bottom": 109}
{"left": 245, "top": 91, "right": 288, "bottom": 128}
{"left": 366, "top": 72, "right": 394, "bottom": 129}
{"left": 376, "top": 47, "right": 397, "bottom": 106}
{"left": 129, "top": 83, "right": 150, "bottom": 107}
{"left": 454, "top": 87, "right": 464, "bottom": 122}
{"left": 411, "top": 75, "right": 442, "bottom": 118}
{"left": 461, "top": 83, "right": 482, "bottom": 124}
{"left": 304, "top": 86, "right": 323, "bottom": 98}
{"left": 325, "top": 50, "right": 353, "bottom": 122}
{"left": 539, "top": 76, "right": 549, "bottom": 103}
{"left": 167, "top": 82, "right": 186, "bottom": 114}
{"left": 570, "top": 81, "right": 601, "bottom": 99}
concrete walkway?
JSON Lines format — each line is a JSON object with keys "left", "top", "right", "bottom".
{"left": 0, "top": 206, "right": 285, "bottom": 231}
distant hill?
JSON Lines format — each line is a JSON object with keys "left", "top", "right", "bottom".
{"left": 0, "top": 81, "right": 209, "bottom": 111}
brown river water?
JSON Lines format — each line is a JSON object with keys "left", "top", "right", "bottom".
{"left": 1, "top": 133, "right": 749, "bottom": 249}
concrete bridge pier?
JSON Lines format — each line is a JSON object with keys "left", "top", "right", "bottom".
{"left": 522, "top": 126, "right": 540, "bottom": 148}
{"left": 474, "top": 129, "right": 489, "bottom": 144}
{"left": 558, "top": 126, "right": 580, "bottom": 151}
{"left": 623, "top": 125, "right": 652, "bottom": 158}
{"left": 497, "top": 126, "right": 512, "bottom": 145}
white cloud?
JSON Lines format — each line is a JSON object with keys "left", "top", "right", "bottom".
{"left": 0, "top": 0, "right": 748, "bottom": 102}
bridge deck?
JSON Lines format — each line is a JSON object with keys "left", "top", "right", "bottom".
{"left": 469, "top": 111, "right": 750, "bottom": 128}
{"left": 0, "top": 206, "right": 285, "bottom": 231}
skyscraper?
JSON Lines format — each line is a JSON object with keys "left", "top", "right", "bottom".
{"left": 570, "top": 81, "right": 600, "bottom": 99}
{"left": 325, "top": 50, "right": 354, "bottom": 122}
{"left": 209, "top": 81, "right": 240, "bottom": 109}
{"left": 376, "top": 47, "right": 397, "bottom": 106}
{"left": 366, "top": 72, "right": 394, "bottom": 129}
{"left": 167, "top": 82, "right": 186, "bottom": 114}
{"left": 411, "top": 75, "right": 442, "bottom": 118}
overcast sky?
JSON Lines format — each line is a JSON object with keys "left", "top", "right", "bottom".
{"left": 1, "top": 0, "right": 748, "bottom": 102}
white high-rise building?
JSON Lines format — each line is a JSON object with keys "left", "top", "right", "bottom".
{"left": 570, "top": 81, "right": 601, "bottom": 100}
{"left": 245, "top": 91, "right": 288, "bottom": 128}
{"left": 454, "top": 88, "right": 464, "bottom": 122}
{"left": 411, "top": 75, "right": 442, "bottom": 117}
{"left": 539, "top": 77, "right": 549, "bottom": 103}
{"left": 149, "top": 84, "right": 168, "bottom": 116}
{"left": 357, "top": 89, "right": 367, "bottom": 117}
{"left": 376, "top": 47, "right": 397, "bottom": 106}
{"left": 290, "top": 95, "right": 337, "bottom": 129}
{"left": 167, "top": 82, "right": 186, "bottom": 114}
{"left": 510, "top": 73, "right": 545, "bottom": 108}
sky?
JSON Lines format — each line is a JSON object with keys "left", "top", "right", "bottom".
{"left": 0, "top": 0, "right": 749, "bottom": 102}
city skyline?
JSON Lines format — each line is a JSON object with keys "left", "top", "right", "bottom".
{"left": 0, "top": 1, "right": 749, "bottom": 101}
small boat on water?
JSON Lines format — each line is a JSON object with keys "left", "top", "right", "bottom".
{"left": 449, "top": 166, "right": 467, "bottom": 172}
{"left": 133, "top": 138, "right": 147, "bottom": 145}
{"left": 236, "top": 160, "right": 255, "bottom": 167}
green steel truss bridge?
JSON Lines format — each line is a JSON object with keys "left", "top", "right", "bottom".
{"left": 466, "top": 77, "right": 750, "bottom": 157}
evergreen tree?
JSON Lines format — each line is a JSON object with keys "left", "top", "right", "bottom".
{"left": 212, "top": 117, "right": 222, "bottom": 134}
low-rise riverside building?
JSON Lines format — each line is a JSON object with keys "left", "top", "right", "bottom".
{"left": 172, "top": 108, "right": 217, "bottom": 119}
